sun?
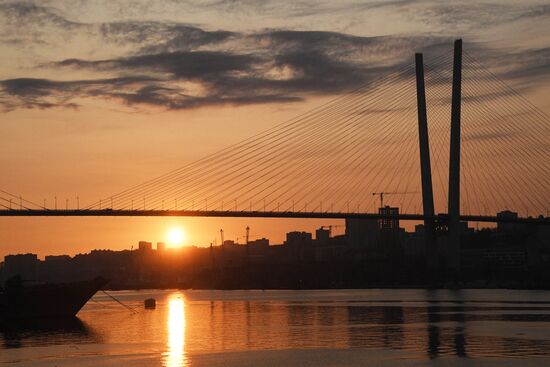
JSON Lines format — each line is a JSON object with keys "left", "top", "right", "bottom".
{"left": 167, "top": 228, "right": 186, "bottom": 247}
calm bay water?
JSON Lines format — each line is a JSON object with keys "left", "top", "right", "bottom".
{"left": 2, "top": 289, "right": 550, "bottom": 366}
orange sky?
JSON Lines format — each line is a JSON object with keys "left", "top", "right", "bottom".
{"left": 0, "top": 1, "right": 549, "bottom": 259}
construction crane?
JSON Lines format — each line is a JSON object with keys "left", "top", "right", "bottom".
{"left": 371, "top": 192, "right": 419, "bottom": 208}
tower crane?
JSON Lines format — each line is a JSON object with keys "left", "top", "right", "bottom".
{"left": 220, "top": 229, "right": 226, "bottom": 257}
{"left": 245, "top": 226, "right": 250, "bottom": 257}
{"left": 371, "top": 192, "right": 419, "bottom": 209}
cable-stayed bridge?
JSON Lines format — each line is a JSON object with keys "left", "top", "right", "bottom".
{"left": 1, "top": 40, "right": 549, "bottom": 232}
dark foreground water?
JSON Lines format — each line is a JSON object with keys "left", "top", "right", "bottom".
{"left": 2, "top": 289, "right": 550, "bottom": 366}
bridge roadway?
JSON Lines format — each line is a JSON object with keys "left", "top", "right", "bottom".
{"left": 0, "top": 209, "right": 548, "bottom": 225}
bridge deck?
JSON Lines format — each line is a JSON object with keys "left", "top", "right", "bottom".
{"left": 0, "top": 209, "right": 548, "bottom": 224}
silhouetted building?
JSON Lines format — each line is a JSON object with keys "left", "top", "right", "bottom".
{"left": 377, "top": 206, "right": 404, "bottom": 257}
{"left": 3, "top": 253, "right": 39, "bottom": 281}
{"left": 138, "top": 241, "right": 152, "bottom": 251}
{"left": 157, "top": 242, "right": 165, "bottom": 251}
{"left": 45, "top": 255, "right": 71, "bottom": 263}
{"left": 484, "top": 247, "right": 526, "bottom": 269}
{"left": 284, "top": 231, "right": 313, "bottom": 261}
{"left": 345, "top": 218, "right": 379, "bottom": 248}
{"left": 497, "top": 210, "right": 524, "bottom": 233}
{"left": 315, "top": 227, "right": 331, "bottom": 244}
{"left": 223, "top": 240, "right": 235, "bottom": 246}
{"left": 42, "top": 255, "right": 72, "bottom": 282}
{"left": 248, "top": 238, "right": 269, "bottom": 252}
{"left": 285, "top": 231, "right": 312, "bottom": 246}
{"left": 539, "top": 218, "right": 550, "bottom": 249}
{"left": 378, "top": 206, "right": 399, "bottom": 230}
{"left": 460, "top": 221, "right": 474, "bottom": 235}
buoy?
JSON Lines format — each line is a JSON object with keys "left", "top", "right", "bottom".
{"left": 144, "top": 298, "right": 156, "bottom": 309}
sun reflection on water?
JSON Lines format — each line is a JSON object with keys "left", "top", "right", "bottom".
{"left": 164, "top": 294, "right": 188, "bottom": 367}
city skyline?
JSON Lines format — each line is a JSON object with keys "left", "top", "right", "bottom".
{"left": 1, "top": 0, "right": 550, "bottom": 258}
{"left": 3, "top": 209, "right": 548, "bottom": 291}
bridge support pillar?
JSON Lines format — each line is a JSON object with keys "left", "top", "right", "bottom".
{"left": 448, "top": 39, "right": 462, "bottom": 272}
{"left": 415, "top": 53, "right": 437, "bottom": 269}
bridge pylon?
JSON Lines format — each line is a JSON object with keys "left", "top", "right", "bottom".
{"left": 448, "top": 39, "right": 463, "bottom": 271}
{"left": 414, "top": 52, "right": 437, "bottom": 269}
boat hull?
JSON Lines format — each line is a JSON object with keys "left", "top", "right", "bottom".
{"left": 0, "top": 277, "right": 108, "bottom": 320}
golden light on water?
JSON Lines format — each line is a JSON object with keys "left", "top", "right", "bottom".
{"left": 165, "top": 295, "right": 188, "bottom": 367}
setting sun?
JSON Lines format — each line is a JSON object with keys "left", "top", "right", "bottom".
{"left": 167, "top": 228, "right": 186, "bottom": 247}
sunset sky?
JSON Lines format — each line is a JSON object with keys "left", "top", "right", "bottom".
{"left": 1, "top": 0, "right": 549, "bottom": 259}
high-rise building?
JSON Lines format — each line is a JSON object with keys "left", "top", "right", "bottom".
{"left": 377, "top": 206, "right": 404, "bottom": 257}
{"left": 378, "top": 206, "right": 400, "bottom": 230}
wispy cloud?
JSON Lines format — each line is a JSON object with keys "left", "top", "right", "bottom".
{"left": 0, "top": 76, "right": 158, "bottom": 111}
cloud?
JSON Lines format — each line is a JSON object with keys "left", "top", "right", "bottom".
{"left": 351, "top": 1, "right": 550, "bottom": 33}
{"left": 3, "top": 26, "right": 443, "bottom": 111}
{"left": 99, "top": 22, "right": 236, "bottom": 53}
{"left": 0, "top": 2, "right": 79, "bottom": 29}
{"left": 0, "top": 76, "right": 159, "bottom": 111}
{"left": 3, "top": 29, "right": 548, "bottom": 112}
{"left": 1, "top": 2, "right": 549, "bottom": 112}
{"left": 0, "top": 2, "right": 234, "bottom": 54}
{"left": 58, "top": 51, "right": 260, "bottom": 78}
{"left": 496, "top": 47, "right": 550, "bottom": 83}
{"left": 42, "top": 33, "right": 429, "bottom": 110}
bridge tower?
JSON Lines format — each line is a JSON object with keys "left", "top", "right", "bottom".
{"left": 448, "top": 39, "right": 462, "bottom": 271}
{"left": 414, "top": 52, "right": 437, "bottom": 269}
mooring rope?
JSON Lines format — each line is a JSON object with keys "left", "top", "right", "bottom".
{"left": 101, "top": 290, "right": 139, "bottom": 314}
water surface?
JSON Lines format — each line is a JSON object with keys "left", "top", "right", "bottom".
{"left": 2, "top": 289, "right": 550, "bottom": 366}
